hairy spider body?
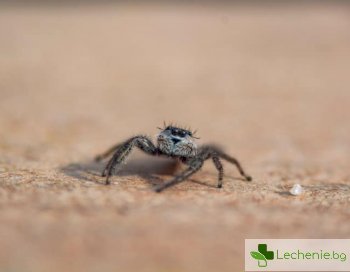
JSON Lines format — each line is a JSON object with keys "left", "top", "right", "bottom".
{"left": 157, "top": 126, "right": 197, "bottom": 157}
{"left": 95, "top": 125, "right": 252, "bottom": 192}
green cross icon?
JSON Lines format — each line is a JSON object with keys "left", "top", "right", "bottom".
{"left": 250, "top": 244, "right": 274, "bottom": 267}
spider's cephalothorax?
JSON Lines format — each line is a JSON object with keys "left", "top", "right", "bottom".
{"left": 157, "top": 126, "right": 197, "bottom": 157}
{"left": 95, "top": 124, "right": 252, "bottom": 192}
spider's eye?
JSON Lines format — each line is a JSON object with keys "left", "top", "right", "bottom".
{"left": 179, "top": 131, "right": 186, "bottom": 137}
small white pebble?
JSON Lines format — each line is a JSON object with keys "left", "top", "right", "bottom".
{"left": 290, "top": 184, "right": 303, "bottom": 196}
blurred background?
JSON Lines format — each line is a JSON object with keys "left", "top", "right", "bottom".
{"left": 0, "top": 1, "right": 350, "bottom": 272}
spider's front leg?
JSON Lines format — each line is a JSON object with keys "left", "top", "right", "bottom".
{"left": 154, "top": 159, "right": 203, "bottom": 193}
{"left": 101, "top": 136, "right": 158, "bottom": 185}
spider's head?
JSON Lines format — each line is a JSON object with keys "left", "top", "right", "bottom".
{"left": 157, "top": 126, "right": 198, "bottom": 157}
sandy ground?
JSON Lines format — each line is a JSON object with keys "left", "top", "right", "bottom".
{"left": 1, "top": 2, "right": 350, "bottom": 272}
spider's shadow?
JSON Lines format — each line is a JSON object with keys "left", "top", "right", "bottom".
{"left": 60, "top": 155, "right": 249, "bottom": 189}
{"left": 59, "top": 156, "right": 182, "bottom": 186}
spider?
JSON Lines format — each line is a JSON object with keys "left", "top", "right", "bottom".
{"left": 95, "top": 124, "right": 252, "bottom": 192}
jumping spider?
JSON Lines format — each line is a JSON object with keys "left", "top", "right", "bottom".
{"left": 95, "top": 125, "right": 252, "bottom": 192}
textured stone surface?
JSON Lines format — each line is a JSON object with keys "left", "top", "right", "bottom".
{"left": 0, "top": 2, "right": 350, "bottom": 271}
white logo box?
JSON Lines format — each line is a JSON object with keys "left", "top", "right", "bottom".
{"left": 245, "top": 239, "right": 350, "bottom": 271}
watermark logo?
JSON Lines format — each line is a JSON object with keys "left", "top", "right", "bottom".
{"left": 250, "top": 244, "right": 274, "bottom": 267}
{"left": 245, "top": 239, "right": 350, "bottom": 271}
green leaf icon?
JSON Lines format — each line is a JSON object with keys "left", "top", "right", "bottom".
{"left": 250, "top": 251, "right": 268, "bottom": 268}
{"left": 250, "top": 251, "right": 266, "bottom": 261}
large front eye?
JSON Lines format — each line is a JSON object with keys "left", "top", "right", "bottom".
{"left": 179, "top": 131, "right": 186, "bottom": 137}
{"left": 171, "top": 129, "right": 179, "bottom": 136}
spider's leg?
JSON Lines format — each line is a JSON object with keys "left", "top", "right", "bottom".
{"left": 212, "top": 156, "right": 224, "bottom": 188}
{"left": 95, "top": 143, "right": 122, "bottom": 162}
{"left": 154, "top": 160, "right": 203, "bottom": 192}
{"left": 103, "top": 141, "right": 132, "bottom": 184}
{"left": 102, "top": 136, "right": 158, "bottom": 185}
{"left": 195, "top": 147, "right": 225, "bottom": 188}
{"left": 202, "top": 145, "right": 252, "bottom": 181}
{"left": 219, "top": 152, "right": 251, "bottom": 181}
